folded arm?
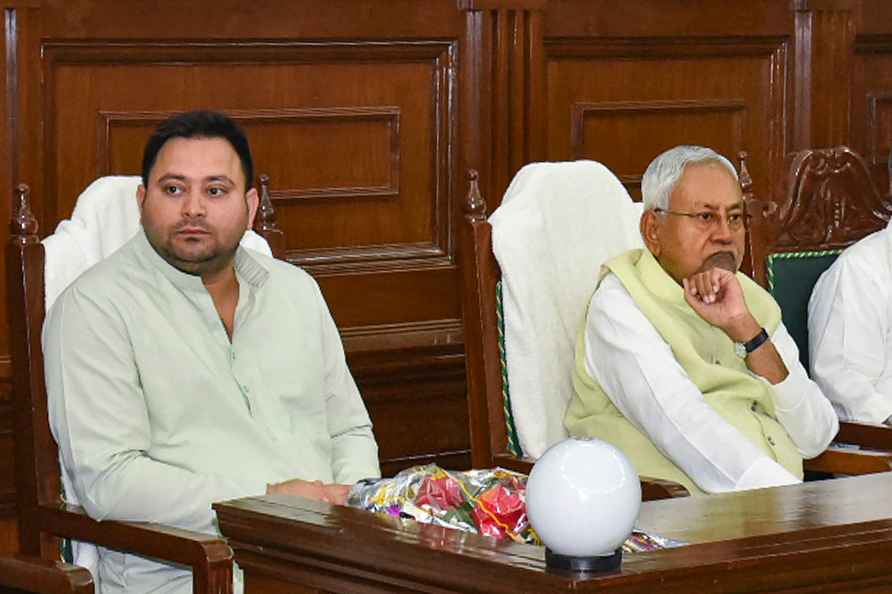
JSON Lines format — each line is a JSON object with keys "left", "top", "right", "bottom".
{"left": 585, "top": 277, "right": 799, "bottom": 493}
{"left": 683, "top": 268, "right": 837, "bottom": 457}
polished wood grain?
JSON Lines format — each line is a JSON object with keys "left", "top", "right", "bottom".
{"left": 0, "top": 518, "right": 17, "bottom": 554}
{"left": 215, "top": 473, "right": 892, "bottom": 593}
{"left": 0, "top": 554, "right": 93, "bottom": 594}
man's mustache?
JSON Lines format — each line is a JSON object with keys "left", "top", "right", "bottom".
{"left": 700, "top": 251, "right": 737, "bottom": 273}
{"left": 174, "top": 219, "right": 210, "bottom": 232}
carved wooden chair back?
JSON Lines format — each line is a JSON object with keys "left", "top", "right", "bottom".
{"left": 747, "top": 146, "right": 892, "bottom": 473}
{"left": 749, "top": 146, "right": 892, "bottom": 333}
{"left": 1, "top": 173, "right": 288, "bottom": 593}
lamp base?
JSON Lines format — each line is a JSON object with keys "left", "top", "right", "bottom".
{"left": 545, "top": 547, "right": 622, "bottom": 573}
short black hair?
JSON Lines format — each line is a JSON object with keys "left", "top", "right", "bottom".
{"left": 141, "top": 110, "right": 254, "bottom": 190}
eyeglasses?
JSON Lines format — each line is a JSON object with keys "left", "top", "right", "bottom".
{"left": 653, "top": 208, "right": 747, "bottom": 232}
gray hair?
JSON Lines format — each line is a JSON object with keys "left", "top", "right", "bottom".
{"left": 641, "top": 145, "right": 738, "bottom": 211}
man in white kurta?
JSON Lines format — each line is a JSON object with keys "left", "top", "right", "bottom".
{"left": 44, "top": 110, "right": 379, "bottom": 594}
{"left": 565, "top": 146, "right": 837, "bottom": 495}
{"left": 808, "top": 220, "right": 892, "bottom": 423}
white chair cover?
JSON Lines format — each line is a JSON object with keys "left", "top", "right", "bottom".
{"left": 489, "top": 161, "right": 643, "bottom": 459}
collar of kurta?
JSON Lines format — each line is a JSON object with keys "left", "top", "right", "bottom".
{"left": 133, "top": 228, "right": 269, "bottom": 293}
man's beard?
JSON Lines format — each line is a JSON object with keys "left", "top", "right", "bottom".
{"left": 145, "top": 223, "right": 239, "bottom": 277}
{"left": 699, "top": 251, "right": 738, "bottom": 273}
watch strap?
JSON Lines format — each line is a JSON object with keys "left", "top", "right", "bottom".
{"left": 743, "top": 327, "right": 769, "bottom": 354}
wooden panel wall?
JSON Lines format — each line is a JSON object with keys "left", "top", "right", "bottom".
{"left": 2, "top": 0, "right": 892, "bottom": 554}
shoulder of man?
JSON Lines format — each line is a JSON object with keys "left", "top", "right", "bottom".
{"left": 590, "top": 272, "right": 634, "bottom": 316}
{"left": 815, "top": 226, "right": 891, "bottom": 293}
{"left": 837, "top": 227, "right": 888, "bottom": 268}
{"left": 53, "top": 238, "right": 143, "bottom": 307}
{"left": 244, "top": 248, "right": 323, "bottom": 296}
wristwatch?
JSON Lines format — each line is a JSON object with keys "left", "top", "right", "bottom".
{"left": 734, "top": 327, "right": 769, "bottom": 359}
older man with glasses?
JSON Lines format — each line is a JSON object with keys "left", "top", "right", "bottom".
{"left": 565, "top": 145, "right": 838, "bottom": 495}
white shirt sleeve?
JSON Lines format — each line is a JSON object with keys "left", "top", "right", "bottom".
{"left": 808, "top": 248, "right": 892, "bottom": 423}
{"left": 315, "top": 284, "right": 380, "bottom": 484}
{"left": 583, "top": 275, "right": 804, "bottom": 494}
{"left": 765, "top": 323, "right": 838, "bottom": 457}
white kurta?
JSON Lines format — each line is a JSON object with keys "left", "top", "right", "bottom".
{"left": 583, "top": 274, "right": 838, "bottom": 493}
{"left": 809, "top": 221, "right": 892, "bottom": 423}
{"left": 44, "top": 231, "right": 380, "bottom": 594}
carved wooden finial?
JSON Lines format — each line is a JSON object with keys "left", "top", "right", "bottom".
{"left": 257, "top": 174, "right": 276, "bottom": 226}
{"left": 737, "top": 151, "right": 753, "bottom": 198}
{"left": 464, "top": 169, "right": 486, "bottom": 216}
{"left": 10, "top": 183, "right": 38, "bottom": 244}
{"left": 736, "top": 152, "right": 777, "bottom": 224}
{"left": 253, "top": 173, "right": 285, "bottom": 258}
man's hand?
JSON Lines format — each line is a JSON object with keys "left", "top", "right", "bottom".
{"left": 684, "top": 266, "right": 789, "bottom": 383}
{"left": 266, "top": 479, "right": 353, "bottom": 505}
{"left": 682, "top": 267, "right": 760, "bottom": 342}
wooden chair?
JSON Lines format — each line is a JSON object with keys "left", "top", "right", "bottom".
{"left": 747, "top": 146, "right": 892, "bottom": 476}
{"left": 0, "top": 556, "right": 93, "bottom": 594}
{"left": 0, "top": 174, "right": 285, "bottom": 593}
{"left": 460, "top": 168, "right": 688, "bottom": 500}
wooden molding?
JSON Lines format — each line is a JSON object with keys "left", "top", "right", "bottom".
{"left": 572, "top": 99, "right": 746, "bottom": 193}
{"left": 547, "top": 36, "right": 788, "bottom": 202}
{"left": 457, "top": 0, "right": 546, "bottom": 10}
{"left": 97, "top": 107, "right": 402, "bottom": 202}
{"left": 285, "top": 243, "right": 453, "bottom": 275}
{"left": 866, "top": 92, "right": 892, "bottom": 167}
{"left": 341, "top": 318, "right": 463, "bottom": 355}
{"left": 43, "top": 39, "right": 458, "bottom": 276}
{"left": 546, "top": 35, "right": 790, "bottom": 59}
{"left": 854, "top": 33, "right": 892, "bottom": 54}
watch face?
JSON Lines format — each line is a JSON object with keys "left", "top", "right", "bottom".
{"left": 734, "top": 342, "right": 747, "bottom": 359}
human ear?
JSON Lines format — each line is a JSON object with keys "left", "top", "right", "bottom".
{"left": 136, "top": 184, "right": 147, "bottom": 213}
{"left": 640, "top": 210, "right": 661, "bottom": 257}
{"left": 245, "top": 187, "right": 259, "bottom": 229}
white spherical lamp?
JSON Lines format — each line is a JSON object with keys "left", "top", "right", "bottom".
{"left": 526, "top": 437, "right": 641, "bottom": 572}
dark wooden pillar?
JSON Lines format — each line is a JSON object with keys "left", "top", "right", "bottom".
{"left": 459, "top": 0, "right": 546, "bottom": 211}
{"left": 793, "top": 0, "right": 855, "bottom": 150}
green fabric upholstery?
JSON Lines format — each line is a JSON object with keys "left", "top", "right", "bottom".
{"left": 766, "top": 250, "right": 842, "bottom": 371}
{"left": 496, "top": 281, "right": 523, "bottom": 457}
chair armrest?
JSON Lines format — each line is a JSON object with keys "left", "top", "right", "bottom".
{"left": 639, "top": 476, "right": 690, "bottom": 500}
{"left": 835, "top": 420, "right": 892, "bottom": 450}
{"left": 0, "top": 554, "right": 93, "bottom": 594}
{"left": 28, "top": 505, "right": 232, "bottom": 594}
{"left": 804, "top": 445, "right": 892, "bottom": 476}
{"left": 492, "top": 453, "right": 689, "bottom": 500}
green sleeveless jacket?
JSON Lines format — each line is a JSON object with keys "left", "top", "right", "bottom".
{"left": 564, "top": 249, "right": 802, "bottom": 495}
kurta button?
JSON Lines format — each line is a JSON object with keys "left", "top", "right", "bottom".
{"left": 767, "top": 436, "right": 775, "bottom": 446}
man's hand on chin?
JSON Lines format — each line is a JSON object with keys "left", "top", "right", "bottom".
{"left": 266, "top": 478, "right": 353, "bottom": 505}
{"left": 682, "top": 267, "right": 761, "bottom": 343}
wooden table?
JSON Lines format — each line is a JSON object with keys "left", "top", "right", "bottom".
{"left": 215, "top": 472, "right": 892, "bottom": 593}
